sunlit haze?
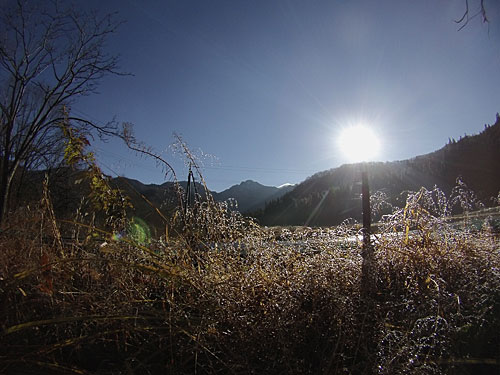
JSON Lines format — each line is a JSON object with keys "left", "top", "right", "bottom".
{"left": 338, "top": 126, "right": 380, "bottom": 163}
{"left": 76, "top": 0, "right": 500, "bottom": 192}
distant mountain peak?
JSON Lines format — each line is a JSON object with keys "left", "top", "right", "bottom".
{"left": 240, "top": 179, "right": 260, "bottom": 186}
{"left": 277, "top": 183, "right": 294, "bottom": 189}
{"left": 209, "top": 179, "right": 292, "bottom": 213}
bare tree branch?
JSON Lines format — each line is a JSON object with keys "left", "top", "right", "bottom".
{"left": 0, "top": 0, "right": 125, "bottom": 222}
{"left": 456, "top": 0, "right": 489, "bottom": 31}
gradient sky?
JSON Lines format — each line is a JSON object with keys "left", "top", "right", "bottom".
{"left": 76, "top": 0, "right": 500, "bottom": 192}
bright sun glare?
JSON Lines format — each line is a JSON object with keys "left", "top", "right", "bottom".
{"left": 337, "top": 125, "right": 380, "bottom": 163}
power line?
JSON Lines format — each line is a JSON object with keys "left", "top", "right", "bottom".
{"left": 92, "top": 142, "right": 317, "bottom": 176}
{"left": 202, "top": 165, "right": 316, "bottom": 174}
{"left": 71, "top": 107, "right": 318, "bottom": 177}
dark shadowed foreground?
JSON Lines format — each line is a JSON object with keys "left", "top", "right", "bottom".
{"left": 1, "top": 186, "right": 499, "bottom": 374}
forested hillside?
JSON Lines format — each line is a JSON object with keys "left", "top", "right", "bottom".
{"left": 255, "top": 114, "right": 500, "bottom": 226}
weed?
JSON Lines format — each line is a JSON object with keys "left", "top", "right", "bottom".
{"left": 0, "top": 169, "right": 499, "bottom": 374}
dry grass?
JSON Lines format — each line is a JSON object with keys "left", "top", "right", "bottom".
{"left": 0, "top": 186, "right": 499, "bottom": 374}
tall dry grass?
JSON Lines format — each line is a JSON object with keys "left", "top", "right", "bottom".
{"left": 0, "top": 182, "right": 499, "bottom": 374}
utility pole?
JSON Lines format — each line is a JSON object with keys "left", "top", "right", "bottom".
{"left": 360, "top": 164, "right": 374, "bottom": 295}
{"left": 361, "top": 167, "right": 371, "bottom": 252}
{"left": 184, "top": 163, "right": 193, "bottom": 217}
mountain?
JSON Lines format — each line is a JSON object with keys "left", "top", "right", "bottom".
{"left": 254, "top": 114, "right": 500, "bottom": 227}
{"left": 16, "top": 114, "right": 500, "bottom": 230}
{"left": 106, "top": 178, "right": 293, "bottom": 230}
{"left": 212, "top": 180, "right": 294, "bottom": 213}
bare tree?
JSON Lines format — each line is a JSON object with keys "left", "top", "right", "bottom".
{"left": 456, "top": 0, "right": 489, "bottom": 30}
{"left": 0, "top": 0, "right": 123, "bottom": 223}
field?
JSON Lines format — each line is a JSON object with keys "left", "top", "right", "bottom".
{"left": 0, "top": 186, "right": 499, "bottom": 374}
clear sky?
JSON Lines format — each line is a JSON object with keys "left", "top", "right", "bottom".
{"left": 75, "top": 0, "right": 500, "bottom": 192}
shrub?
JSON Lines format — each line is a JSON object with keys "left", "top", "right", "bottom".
{"left": 0, "top": 183, "right": 499, "bottom": 374}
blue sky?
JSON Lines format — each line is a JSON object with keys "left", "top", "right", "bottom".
{"left": 76, "top": 0, "right": 500, "bottom": 192}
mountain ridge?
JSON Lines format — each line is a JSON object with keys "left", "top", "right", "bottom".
{"left": 17, "top": 114, "right": 500, "bottom": 230}
{"left": 253, "top": 114, "right": 500, "bottom": 226}
{"left": 211, "top": 179, "right": 295, "bottom": 212}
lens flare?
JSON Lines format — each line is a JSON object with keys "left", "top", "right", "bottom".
{"left": 337, "top": 125, "right": 380, "bottom": 162}
{"left": 127, "top": 217, "right": 151, "bottom": 245}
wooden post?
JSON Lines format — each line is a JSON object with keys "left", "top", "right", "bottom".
{"left": 361, "top": 165, "right": 374, "bottom": 296}
{"left": 360, "top": 165, "right": 376, "bottom": 374}
{"left": 184, "top": 164, "right": 192, "bottom": 217}
{"left": 361, "top": 168, "right": 371, "bottom": 252}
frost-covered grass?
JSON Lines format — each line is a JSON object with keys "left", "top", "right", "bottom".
{"left": 0, "top": 186, "right": 499, "bottom": 374}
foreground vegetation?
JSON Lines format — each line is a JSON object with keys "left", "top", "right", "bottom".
{"left": 1, "top": 2, "right": 497, "bottom": 372}
{"left": 0, "top": 184, "right": 499, "bottom": 374}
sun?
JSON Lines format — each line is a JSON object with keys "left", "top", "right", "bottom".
{"left": 337, "top": 125, "right": 380, "bottom": 163}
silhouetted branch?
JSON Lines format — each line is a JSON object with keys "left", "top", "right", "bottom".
{"left": 0, "top": 0, "right": 125, "bottom": 222}
{"left": 456, "top": 0, "right": 489, "bottom": 31}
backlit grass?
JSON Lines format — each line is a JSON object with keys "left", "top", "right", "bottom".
{"left": 0, "top": 185, "right": 499, "bottom": 374}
